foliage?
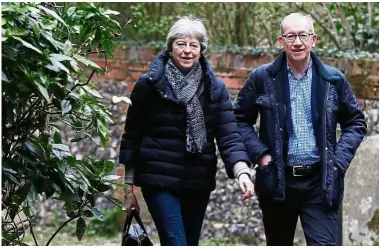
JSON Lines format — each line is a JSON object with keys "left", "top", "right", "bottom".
{"left": 86, "top": 208, "right": 124, "bottom": 237}
{"left": 103, "top": 2, "right": 378, "bottom": 53}
{"left": 1, "top": 2, "right": 129, "bottom": 246}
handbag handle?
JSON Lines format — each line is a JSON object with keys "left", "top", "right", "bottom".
{"left": 123, "top": 209, "right": 148, "bottom": 234}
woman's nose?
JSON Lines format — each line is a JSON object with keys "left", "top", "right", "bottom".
{"left": 183, "top": 45, "right": 191, "bottom": 53}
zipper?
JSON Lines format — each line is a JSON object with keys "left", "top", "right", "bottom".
{"left": 271, "top": 77, "right": 284, "bottom": 197}
{"left": 322, "top": 82, "right": 330, "bottom": 191}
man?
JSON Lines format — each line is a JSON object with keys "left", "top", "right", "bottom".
{"left": 234, "top": 13, "right": 367, "bottom": 246}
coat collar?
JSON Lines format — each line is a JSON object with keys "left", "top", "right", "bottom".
{"left": 266, "top": 51, "right": 340, "bottom": 83}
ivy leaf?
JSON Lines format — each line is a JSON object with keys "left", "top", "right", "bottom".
{"left": 3, "top": 171, "right": 20, "bottom": 184}
{"left": 38, "top": 5, "right": 67, "bottom": 27}
{"left": 25, "top": 141, "right": 43, "bottom": 157}
{"left": 50, "top": 53, "right": 73, "bottom": 62}
{"left": 92, "top": 207, "right": 104, "bottom": 221}
{"left": 61, "top": 100, "right": 72, "bottom": 114}
{"left": 102, "top": 175, "right": 120, "bottom": 181}
{"left": 76, "top": 217, "right": 86, "bottom": 241}
{"left": 13, "top": 36, "right": 42, "bottom": 54}
{"left": 27, "top": 184, "right": 40, "bottom": 216}
{"left": 105, "top": 195, "right": 126, "bottom": 209}
{"left": 53, "top": 131, "right": 62, "bottom": 144}
{"left": 73, "top": 54, "right": 102, "bottom": 71}
{"left": 83, "top": 85, "right": 103, "bottom": 98}
{"left": 103, "top": 10, "right": 120, "bottom": 16}
{"left": 33, "top": 81, "right": 50, "bottom": 101}
{"left": 2, "top": 72, "right": 9, "bottom": 82}
{"left": 97, "top": 119, "right": 109, "bottom": 147}
{"left": 52, "top": 144, "right": 70, "bottom": 152}
{"left": 66, "top": 7, "right": 76, "bottom": 17}
{"left": 101, "top": 33, "right": 113, "bottom": 57}
{"left": 48, "top": 56, "right": 70, "bottom": 74}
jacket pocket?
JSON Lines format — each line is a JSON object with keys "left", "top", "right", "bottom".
{"left": 331, "top": 165, "right": 345, "bottom": 208}
{"left": 254, "top": 162, "right": 276, "bottom": 198}
{"left": 255, "top": 94, "right": 272, "bottom": 109}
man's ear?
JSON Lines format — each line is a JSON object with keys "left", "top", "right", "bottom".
{"left": 278, "top": 36, "right": 284, "bottom": 48}
{"left": 311, "top": 35, "right": 318, "bottom": 48}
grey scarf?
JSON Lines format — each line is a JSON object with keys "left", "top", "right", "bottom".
{"left": 165, "top": 59, "right": 207, "bottom": 153}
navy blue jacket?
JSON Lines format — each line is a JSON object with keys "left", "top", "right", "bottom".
{"left": 119, "top": 51, "right": 251, "bottom": 192}
{"left": 234, "top": 51, "right": 367, "bottom": 207}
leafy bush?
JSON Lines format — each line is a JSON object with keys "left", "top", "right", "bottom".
{"left": 86, "top": 208, "right": 125, "bottom": 238}
{"left": 2, "top": 2, "right": 129, "bottom": 246}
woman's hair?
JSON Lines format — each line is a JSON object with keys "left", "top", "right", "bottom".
{"left": 166, "top": 16, "right": 208, "bottom": 54}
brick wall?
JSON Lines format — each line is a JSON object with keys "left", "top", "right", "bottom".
{"left": 89, "top": 46, "right": 379, "bottom": 102}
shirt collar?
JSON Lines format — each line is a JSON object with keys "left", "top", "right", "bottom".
{"left": 287, "top": 59, "right": 312, "bottom": 80}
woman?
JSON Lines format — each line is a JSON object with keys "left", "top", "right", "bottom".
{"left": 119, "top": 16, "right": 253, "bottom": 246}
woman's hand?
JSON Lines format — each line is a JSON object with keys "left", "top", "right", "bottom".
{"left": 238, "top": 173, "right": 254, "bottom": 201}
{"left": 123, "top": 187, "right": 140, "bottom": 216}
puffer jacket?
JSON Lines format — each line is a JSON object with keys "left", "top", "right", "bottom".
{"left": 119, "top": 51, "right": 251, "bottom": 192}
{"left": 234, "top": 51, "right": 367, "bottom": 208}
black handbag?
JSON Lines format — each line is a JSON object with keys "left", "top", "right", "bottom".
{"left": 121, "top": 210, "right": 153, "bottom": 246}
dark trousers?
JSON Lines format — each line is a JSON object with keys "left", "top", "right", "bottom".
{"left": 141, "top": 188, "right": 210, "bottom": 246}
{"left": 259, "top": 170, "right": 339, "bottom": 246}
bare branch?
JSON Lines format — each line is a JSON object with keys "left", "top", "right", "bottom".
{"left": 336, "top": 2, "right": 353, "bottom": 49}
{"left": 321, "top": 3, "right": 339, "bottom": 38}
{"left": 368, "top": 2, "right": 372, "bottom": 27}
{"left": 71, "top": 70, "right": 96, "bottom": 91}
{"left": 294, "top": 2, "right": 341, "bottom": 50}
{"left": 46, "top": 215, "right": 81, "bottom": 246}
{"left": 28, "top": 218, "right": 38, "bottom": 246}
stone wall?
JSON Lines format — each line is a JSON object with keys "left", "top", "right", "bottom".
{"left": 76, "top": 46, "right": 379, "bottom": 245}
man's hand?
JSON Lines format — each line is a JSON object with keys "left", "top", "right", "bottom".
{"left": 123, "top": 187, "right": 140, "bottom": 216}
{"left": 238, "top": 173, "right": 254, "bottom": 201}
{"left": 258, "top": 154, "right": 272, "bottom": 166}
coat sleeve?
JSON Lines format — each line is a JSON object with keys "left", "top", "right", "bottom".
{"left": 334, "top": 74, "right": 367, "bottom": 171}
{"left": 119, "top": 76, "right": 150, "bottom": 166}
{"left": 233, "top": 70, "right": 270, "bottom": 163}
{"left": 214, "top": 81, "right": 251, "bottom": 179}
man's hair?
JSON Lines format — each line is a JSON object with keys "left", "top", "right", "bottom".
{"left": 280, "top": 13, "right": 315, "bottom": 34}
{"left": 166, "top": 16, "right": 208, "bottom": 54}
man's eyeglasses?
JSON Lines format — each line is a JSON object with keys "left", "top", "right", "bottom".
{"left": 281, "top": 33, "right": 314, "bottom": 43}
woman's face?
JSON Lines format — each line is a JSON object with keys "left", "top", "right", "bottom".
{"left": 171, "top": 36, "right": 201, "bottom": 73}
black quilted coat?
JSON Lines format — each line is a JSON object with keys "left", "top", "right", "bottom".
{"left": 119, "top": 51, "right": 251, "bottom": 192}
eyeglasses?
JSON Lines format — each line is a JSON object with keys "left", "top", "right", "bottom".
{"left": 281, "top": 33, "right": 314, "bottom": 43}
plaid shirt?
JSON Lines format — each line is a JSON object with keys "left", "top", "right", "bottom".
{"left": 286, "top": 61, "right": 320, "bottom": 166}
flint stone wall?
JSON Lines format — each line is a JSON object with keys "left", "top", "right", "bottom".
{"left": 40, "top": 46, "right": 378, "bottom": 245}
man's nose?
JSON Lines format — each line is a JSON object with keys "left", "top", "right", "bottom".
{"left": 293, "top": 36, "right": 303, "bottom": 45}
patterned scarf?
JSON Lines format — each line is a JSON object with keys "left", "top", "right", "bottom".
{"left": 165, "top": 59, "right": 207, "bottom": 153}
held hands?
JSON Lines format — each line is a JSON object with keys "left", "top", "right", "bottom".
{"left": 258, "top": 154, "right": 272, "bottom": 166}
{"left": 238, "top": 173, "right": 254, "bottom": 201}
{"left": 123, "top": 186, "right": 140, "bottom": 216}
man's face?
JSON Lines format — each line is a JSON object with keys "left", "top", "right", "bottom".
{"left": 278, "top": 18, "right": 317, "bottom": 62}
